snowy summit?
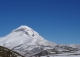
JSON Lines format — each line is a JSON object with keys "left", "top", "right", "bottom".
{"left": 12, "top": 25, "right": 41, "bottom": 38}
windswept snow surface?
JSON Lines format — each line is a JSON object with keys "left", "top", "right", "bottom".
{"left": 41, "top": 55, "right": 80, "bottom": 57}
{"left": 41, "top": 51, "right": 80, "bottom": 57}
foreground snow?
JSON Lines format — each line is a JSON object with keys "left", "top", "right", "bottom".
{"left": 41, "top": 55, "right": 80, "bottom": 57}
{"left": 41, "top": 51, "right": 80, "bottom": 57}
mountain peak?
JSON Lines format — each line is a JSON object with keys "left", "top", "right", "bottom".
{"left": 15, "top": 25, "right": 32, "bottom": 31}
{"left": 18, "top": 25, "right": 31, "bottom": 29}
{"left": 12, "top": 25, "right": 40, "bottom": 38}
{"left": 12, "top": 25, "right": 32, "bottom": 32}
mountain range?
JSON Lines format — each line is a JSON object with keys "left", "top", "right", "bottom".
{"left": 0, "top": 25, "right": 80, "bottom": 57}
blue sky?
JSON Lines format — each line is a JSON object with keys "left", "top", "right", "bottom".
{"left": 0, "top": 0, "right": 80, "bottom": 44}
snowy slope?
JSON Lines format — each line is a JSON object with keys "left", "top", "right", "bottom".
{"left": 0, "top": 25, "right": 57, "bottom": 55}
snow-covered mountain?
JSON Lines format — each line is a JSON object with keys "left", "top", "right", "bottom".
{"left": 69, "top": 44, "right": 80, "bottom": 50}
{"left": 0, "top": 25, "right": 80, "bottom": 57}
{"left": 0, "top": 25, "right": 57, "bottom": 56}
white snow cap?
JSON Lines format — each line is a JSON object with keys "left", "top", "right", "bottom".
{"left": 12, "top": 25, "right": 40, "bottom": 38}
{"left": 13, "top": 25, "right": 32, "bottom": 32}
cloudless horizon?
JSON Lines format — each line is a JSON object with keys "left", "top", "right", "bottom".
{"left": 0, "top": 0, "right": 80, "bottom": 44}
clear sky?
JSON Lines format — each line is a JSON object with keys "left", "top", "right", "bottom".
{"left": 0, "top": 0, "right": 80, "bottom": 44}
